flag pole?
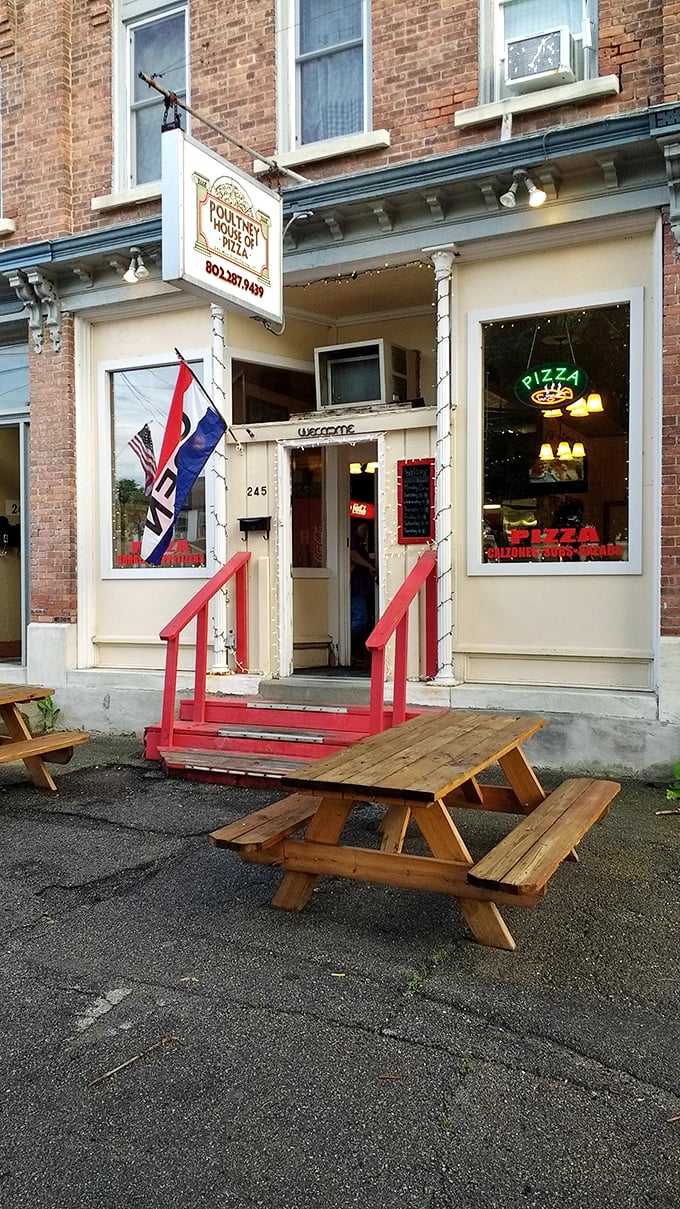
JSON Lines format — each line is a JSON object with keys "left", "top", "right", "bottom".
{"left": 174, "top": 348, "right": 242, "bottom": 451}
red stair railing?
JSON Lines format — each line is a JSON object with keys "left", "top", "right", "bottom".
{"left": 365, "top": 550, "right": 437, "bottom": 733}
{"left": 157, "top": 550, "right": 251, "bottom": 749}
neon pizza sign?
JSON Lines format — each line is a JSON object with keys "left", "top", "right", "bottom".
{"left": 514, "top": 363, "right": 588, "bottom": 410}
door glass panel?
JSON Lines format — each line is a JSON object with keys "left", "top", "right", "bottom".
{"left": 291, "top": 448, "right": 325, "bottom": 567}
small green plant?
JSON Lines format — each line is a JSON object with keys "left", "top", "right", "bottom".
{"left": 36, "top": 695, "right": 61, "bottom": 734}
{"left": 666, "top": 761, "right": 680, "bottom": 800}
{"left": 403, "top": 945, "right": 451, "bottom": 998}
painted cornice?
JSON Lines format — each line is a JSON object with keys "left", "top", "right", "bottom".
{"left": 0, "top": 103, "right": 677, "bottom": 281}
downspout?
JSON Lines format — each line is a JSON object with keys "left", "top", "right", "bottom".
{"left": 428, "top": 246, "right": 457, "bottom": 682}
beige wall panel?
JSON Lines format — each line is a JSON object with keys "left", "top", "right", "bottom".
{"left": 92, "top": 306, "right": 210, "bottom": 361}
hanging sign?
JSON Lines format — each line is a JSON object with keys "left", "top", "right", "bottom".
{"left": 514, "top": 363, "right": 588, "bottom": 410}
{"left": 162, "top": 128, "right": 283, "bottom": 325}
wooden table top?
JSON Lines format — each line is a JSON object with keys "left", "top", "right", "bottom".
{"left": 282, "top": 711, "right": 545, "bottom": 804}
{"left": 0, "top": 684, "right": 55, "bottom": 708}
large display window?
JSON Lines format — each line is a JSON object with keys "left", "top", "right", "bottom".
{"left": 468, "top": 290, "right": 642, "bottom": 575}
{"left": 106, "top": 359, "right": 212, "bottom": 572}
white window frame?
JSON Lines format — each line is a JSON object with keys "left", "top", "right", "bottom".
{"left": 466, "top": 287, "right": 644, "bottom": 577}
{"left": 275, "top": 0, "right": 371, "bottom": 156}
{"left": 113, "top": 0, "right": 189, "bottom": 193}
{"left": 479, "top": 0, "right": 597, "bottom": 106}
{"left": 98, "top": 349, "right": 220, "bottom": 580}
{"left": 0, "top": 74, "right": 15, "bottom": 233}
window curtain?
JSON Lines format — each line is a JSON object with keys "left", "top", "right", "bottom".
{"left": 502, "top": 0, "right": 583, "bottom": 41}
{"left": 298, "top": 0, "right": 364, "bottom": 144}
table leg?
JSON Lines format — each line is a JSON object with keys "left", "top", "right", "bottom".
{"left": 380, "top": 805, "right": 411, "bottom": 854}
{"left": 0, "top": 703, "right": 57, "bottom": 791}
{"left": 498, "top": 746, "right": 545, "bottom": 811}
{"left": 271, "top": 795, "right": 353, "bottom": 911}
{"left": 499, "top": 745, "right": 577, "bottom": 860}
{"left": 413, "top": 800, "right": 516, "bottom": 951}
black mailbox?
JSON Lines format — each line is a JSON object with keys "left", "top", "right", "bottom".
{"left": 239, "top": 516, "right": 271, "bottom": 534}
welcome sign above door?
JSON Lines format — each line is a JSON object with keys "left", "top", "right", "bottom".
{"left": 161, "top": 129, "right": 283, "bottom": 325}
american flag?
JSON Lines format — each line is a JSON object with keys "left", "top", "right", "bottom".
{"left": 128, "top": 424, "right": 157, "bottom": 497}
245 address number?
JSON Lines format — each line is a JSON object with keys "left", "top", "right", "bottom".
{"left": 205, "top": 260, "right": 264, "bottom": 298}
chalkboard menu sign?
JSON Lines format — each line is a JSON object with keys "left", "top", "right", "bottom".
{"left": 397, "top": 458, "right": 434, "bottom": 544}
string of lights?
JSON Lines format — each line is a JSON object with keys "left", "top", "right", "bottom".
{"left": 290, "top": 260, "right": 434, "bottom": 292}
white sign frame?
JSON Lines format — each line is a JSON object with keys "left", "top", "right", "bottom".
{"left": 162, "top": 128, "right": 283, "bottom": 325}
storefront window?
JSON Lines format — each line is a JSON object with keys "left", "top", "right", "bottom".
{"left": 110, "top": 361, "right": 209, "bottom": 570}
{"left": 480, "top": 303, "right": 630, "bottom": 567}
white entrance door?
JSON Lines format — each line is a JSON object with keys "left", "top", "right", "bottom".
{"left": 280, "top": 438, "right": 380, "bottom": 675}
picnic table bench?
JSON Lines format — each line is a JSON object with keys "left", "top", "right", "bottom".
{"left": 0, "top": 684, "right": 89, "bottom": 791}
{"left": 210, "top": 710, "right": 619, "bottom": 950}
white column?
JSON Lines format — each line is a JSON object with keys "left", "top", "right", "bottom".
{"left": 428, "top": 246, "right": 457, "bottom": 682}
{"left": 210, "top": 304, "right": 229, "bottom": 665}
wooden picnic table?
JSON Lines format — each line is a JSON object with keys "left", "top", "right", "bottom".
{"left": 211, "top": 710, "right": 620, "bottom": 951}
{"left": 0, "top": 684, "right": 89, "bottom": 791}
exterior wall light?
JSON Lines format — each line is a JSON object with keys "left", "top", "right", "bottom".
{"left": 499, "top": 169, "right": 547, "bottom": 209}
{"left": 123, "top": 247, "right": 150, "bottom": 283}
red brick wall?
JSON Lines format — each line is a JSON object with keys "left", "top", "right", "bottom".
{"left": 28, "top": 316, "right": 78, "bottom": 625}
{"left": 0, "top": 0, "right": 673, "bottom": 242}
{"left": 661, "top": 216, "right": 680, "bottom": 636}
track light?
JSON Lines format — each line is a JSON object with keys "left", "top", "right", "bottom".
{"left": 500, "top": 169, "right": 547, "bottom": 209}
{"left": 123, "top": 247, "right": 149, "bottom": 284}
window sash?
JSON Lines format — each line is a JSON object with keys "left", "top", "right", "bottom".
{"left": 294, "top": 0, "right": 368, "bottom": 146}
{"left": 125, "top": 5, "right": 187, "bottom": 187}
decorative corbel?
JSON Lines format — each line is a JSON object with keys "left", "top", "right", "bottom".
{"left": 5, "top": 269, "right": 45, "bottom": 352}
{"left": 423, "top": 191, "right": 445, "bottom": 221}
{"left": 3, "top": 267, "right": 62, "bottom": 352}
{"left": 323, "top": 211, "right": 344, "bottom": 241}
{"left": 477, "top": 178, "right": 502, "bottom": 211}
{"left": 660, "top": 140, "right": 680, "bottom": 248}
{"left": 370, "top": 200, "right": 394, "bottom": 232}
{"left": 26, "top": 269, "right": 61, "bottom": 352}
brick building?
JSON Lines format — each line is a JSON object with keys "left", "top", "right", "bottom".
{"left": 0, "top": 0, "right": 679, "bottom": 774}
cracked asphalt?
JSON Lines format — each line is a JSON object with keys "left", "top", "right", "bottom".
{"left": 0, "top": 737, "right": 678, "bottom": 1209}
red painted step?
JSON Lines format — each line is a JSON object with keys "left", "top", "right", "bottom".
{"left": 145, "top": 695, "right": 442, "bottom": 786}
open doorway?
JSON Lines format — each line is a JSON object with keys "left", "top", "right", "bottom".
{"left": 348, "top": 457, "right": 378, "bottom": 669}
{"left": 0, "top": 424, "right": 24, "bottom": 662}
{"left": 288, "top": 439, "right": 379, "bottom": 676}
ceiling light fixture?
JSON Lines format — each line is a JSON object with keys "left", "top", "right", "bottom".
{"left": 499, "top": 169, "right": 547, "bottom": 209}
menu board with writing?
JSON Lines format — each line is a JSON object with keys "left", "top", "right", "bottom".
{"left": 397, "top": 458, "right": 434, "bottom": 544}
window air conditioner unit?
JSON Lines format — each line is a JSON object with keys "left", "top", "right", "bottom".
{"left": 314, "top": 340, "right": 419, "bottom": 410}
{"left": 505, "top": 27, "right": 577, "bottom": 93}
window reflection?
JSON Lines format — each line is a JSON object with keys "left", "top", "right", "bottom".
{"left": 482, "top": 305, "right": 630, "bottom": 565}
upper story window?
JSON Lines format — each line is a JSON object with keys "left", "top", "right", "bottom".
{"left": 275, "top": 0, "right": 370, "bottom": 154}
{"left": 482, "top": 0, "right": 596, "bottom": 104}
{"left": 118, "top": 0, "right": 188, "bottom": 188}
{"left": 296, "top": 0, "right": 367, "bottom": 145}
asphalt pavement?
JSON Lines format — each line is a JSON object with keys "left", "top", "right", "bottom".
{"left": 0, "top": 737, "right": 678, "bottom": 1209}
